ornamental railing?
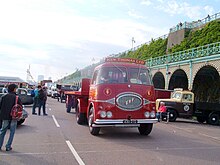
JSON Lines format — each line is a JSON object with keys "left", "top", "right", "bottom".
{"left": 170, "top": 12, "right": 220, "bottom": 33}
{"left": 146, "top": 42, "right": 220, "bottom": 67}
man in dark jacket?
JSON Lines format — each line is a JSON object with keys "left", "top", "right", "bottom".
{"left": 38, "top": 86, "right": 47, "bottom": 116}
{"left": 0, "top": 84, "right": 22, "bottom": 151}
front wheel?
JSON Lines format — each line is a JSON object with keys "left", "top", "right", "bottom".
{"left": 168, "top": 109, "right": 177, "bottom": 122}
{"left": 138, "top": 123, "right": 153, "bottom": 135}
{"left": 88, "top": 107, "right": 100, "bottom": 135}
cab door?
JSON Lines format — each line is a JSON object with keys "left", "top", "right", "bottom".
{"left": 180, "top": 93, "right": 194, "bottom": 117}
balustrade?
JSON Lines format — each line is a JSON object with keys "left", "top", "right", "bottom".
{"left": 147, "top": 42, "right": 220, "bottom": 67}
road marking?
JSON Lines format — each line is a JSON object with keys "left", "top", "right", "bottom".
{"left": 199, "top": 133, "right": 220, "bottom": 140}
{"left": 66, "top": 140, "right": 85, "bottom": 165}
{"left": 52, "top": 115, "right": 60, "bottom": 127}
{"left": 49, "top": 108, "right": 51, "bottom": 111}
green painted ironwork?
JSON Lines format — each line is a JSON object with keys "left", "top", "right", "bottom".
{"left": 146, "top": 42, "right": 220, "bottom": 67}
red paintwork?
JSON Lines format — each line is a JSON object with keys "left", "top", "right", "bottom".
{"left": 65, "top": 58, "right": 157, "bottom": 124}
{"left": 155, "top": 88, "right": 173, "bottom": 99}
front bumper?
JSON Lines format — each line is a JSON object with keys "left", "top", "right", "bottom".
{"left": 92, "top": 118, "right": 158, "bottom": 127}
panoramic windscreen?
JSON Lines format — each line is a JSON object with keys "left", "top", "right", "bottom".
{"left": 97, "top": 67, "right": 127, "bottom": 84}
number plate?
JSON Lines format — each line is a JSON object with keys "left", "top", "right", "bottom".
{"left": 123, "top": 120, "right": 138, "bottom": 124}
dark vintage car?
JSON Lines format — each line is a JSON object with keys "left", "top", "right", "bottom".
{"left": 16, "top": 88, "right": 34, "bottom": 105}
{"left": 0, "top": 88, "right": 33, "bottom": 105}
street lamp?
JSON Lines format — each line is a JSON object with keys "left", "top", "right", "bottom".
{"left": 132, "top": 37, "right": 135, "bottom": 50}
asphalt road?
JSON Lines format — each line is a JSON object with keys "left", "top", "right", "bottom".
{"left": 0, "top": 98, "right": 220, "bottom": 165}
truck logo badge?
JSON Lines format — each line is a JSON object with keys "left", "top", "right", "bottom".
{"left": 125, "top": 98, "right": 135, "bottom": 105}
{"left": 184, "top": 105, "right": 189, "bottom": 111}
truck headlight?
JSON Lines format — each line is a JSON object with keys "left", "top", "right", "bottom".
{"left": 106, "top": 111, "right": 112, "bottom": 118}
{"left": 100, "top": 111, "right": 106, "bottom": 118}
{"left": 144, "top": 111, "right": 150, "bottom": 118}
{"left": 150, "top": 111, "right": 156, "bottom": 118}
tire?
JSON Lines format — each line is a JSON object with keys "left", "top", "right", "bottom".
{"left": 75, "top": 104, "right": 86, "bottom": 125}
{"left": 197, "top": 116, "right": 206, "bottom": 123}
{"left": 17, "top": 119, "right": 25, "bottom": 125}
{"left": 138, "top": 123, "right": 153, "bottom": 135}
{"left": 168, "top": 109, "right": 177, "bottom": 122}
{"left": 88, "top": 107, "right": 100, "bottom": 135}
{"left": 208, "top": 113, "right": 219, "bottom": 125}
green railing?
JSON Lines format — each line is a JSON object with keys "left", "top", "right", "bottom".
{"left": 146, "top": 42, "right": 220, "bottom": 67}
{"left": 169, "top": 12, "right": 220, "bottom": 33}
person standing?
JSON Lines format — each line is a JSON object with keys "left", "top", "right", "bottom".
{"left": 0, "top": 84, "right": 22, "bottom": 151}
{"left": 42, "top": 87, "right": 48, "bottom": 115}
{"left": 32, "top": 85, "right": 40, "bottom": 115}
{"left": 38, "top": 86, "right": 47, "bottom": 116}
{"left": 2, "top": 84, "right": 8, "bottom": 93}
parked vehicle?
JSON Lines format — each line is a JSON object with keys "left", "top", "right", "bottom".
{"left": 16, "top": 88, "right": 34, "bottom": 105}
{"left": 51, "top": 87, "right": 59, "bottom": 98}
{"left": 57, "top": 85, "right": 78, "bottom": 103}
{"left": 0, "top": 88, "right": 33, "bottom": 105}
{"left": 65, "top": 58, "right": 157, "bottom": 136}
{"left": 156, "top": 88, "right": 220, "bottom": 125}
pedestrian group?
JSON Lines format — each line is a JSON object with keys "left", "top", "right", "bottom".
{"left": 32, "top": 85, "right": 48, "bottom": 116}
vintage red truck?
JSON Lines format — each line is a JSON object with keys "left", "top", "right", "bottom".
{"left": 65, "top": 58, "right": 157, "bottom": 135}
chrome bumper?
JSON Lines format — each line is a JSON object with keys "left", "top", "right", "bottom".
{"left": 92, "top": 119, "right": 158, "bottom": 127}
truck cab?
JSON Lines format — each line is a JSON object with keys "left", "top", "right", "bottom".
{"left": 67, "top": 58, "right": 157, "bottom": 135}
{"left": 156, "top": 89, "right": 194, "bottom": 122}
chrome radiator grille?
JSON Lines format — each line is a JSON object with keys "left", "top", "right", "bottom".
{"left": 116, "top": 93, "right": 142, "bottom": 111}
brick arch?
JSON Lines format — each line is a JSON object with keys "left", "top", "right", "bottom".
{"left": 168, "top": 68, "right": 189, "bottom": 90}
{"left": 192, "top": 62, "right": 220, "bottom": 85}
{"left": 167, "top": 67, "right": 189, "bottom": 87}
{"left": 153, "top": 71, "right": 166, "bottom": 79}
{"left": 152, "top": 71, "right": 166, "bottom": 89}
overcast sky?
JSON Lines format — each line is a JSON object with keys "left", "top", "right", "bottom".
{"left": 0, "top": 0, "right": 219, "bottom": 82}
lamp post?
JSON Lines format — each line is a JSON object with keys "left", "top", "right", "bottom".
{"left": 132, "top": 37, "right": 135, "bottom": 50}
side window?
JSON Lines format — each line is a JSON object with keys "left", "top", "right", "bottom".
{"left": 182, "top": 94, "right": 192, "bottom": 101}
{"left": 91, "top": 70, "right": 99, "bottom": 85}
{"left": 172, "top": 92, "right": 181, "bottom": 99}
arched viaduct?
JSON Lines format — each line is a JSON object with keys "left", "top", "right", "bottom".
{"left": 147, "top": 42, "right": 220, "bottom": 102}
